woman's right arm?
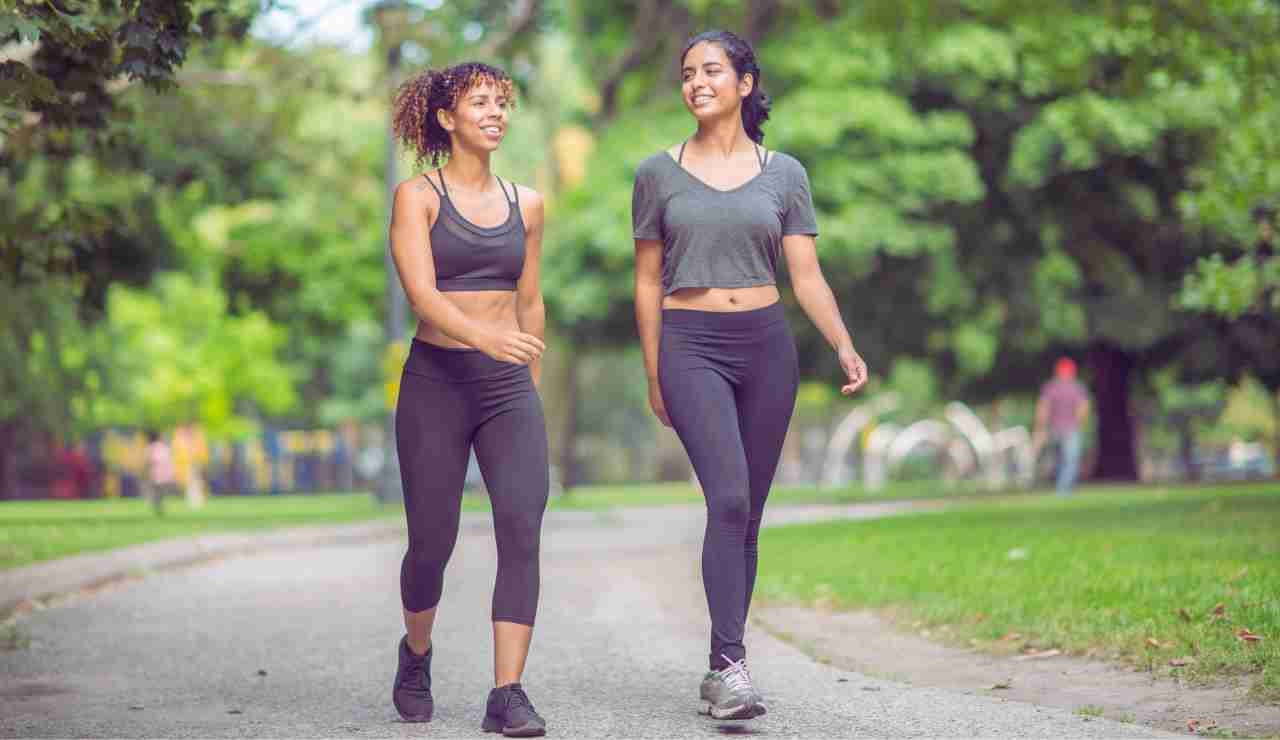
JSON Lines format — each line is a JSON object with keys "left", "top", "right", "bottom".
{"left": 389, "top": 179, "right": 544, "bottom": 364}
{"left": 634, "top": 237, "right": 670, "bottom": 426}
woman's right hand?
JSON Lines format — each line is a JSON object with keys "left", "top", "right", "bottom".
{"left": 477, "top": 329, "right": 546, "bottom": 365}
{"left": 648, "top": 378, "right": 672, "bottom": 427}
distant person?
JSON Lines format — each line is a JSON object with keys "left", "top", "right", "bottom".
{"left": 145, "top": 431, "right": 178, "bottom": 515}
{"left": 387, "top": 61, "right": 549, "bottom": 735}
{"left": 1033, "top": 358, "right": 1091, "bottom": 496}
{"left": 632, "top": 30, "right": 868, "bottom": 720}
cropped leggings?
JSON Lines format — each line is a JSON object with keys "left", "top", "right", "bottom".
{"left": 395, "top": 339, "right": 549, "bottom": 626}
{"left": 658, "top": 302, "right": 799, "bottom": 670}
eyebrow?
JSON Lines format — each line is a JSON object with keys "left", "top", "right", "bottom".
{"left": 681, "top": 61, "right": 725, "bottom": 73}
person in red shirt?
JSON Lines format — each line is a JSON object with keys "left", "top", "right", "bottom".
{"left": 1033, "top": 358, "right": 1091, "bottom": 495}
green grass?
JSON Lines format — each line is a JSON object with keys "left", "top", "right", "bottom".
{"left": 1075, "top": 705, "right": 1105, "bottom": 718}
{"left": 756, "top": 483, "right": 1280, "bottom": 700}
{"left": 0, "top": 494, "right": 397, "bottom": 570}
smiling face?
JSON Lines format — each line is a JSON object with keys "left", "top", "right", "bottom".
{"left": 437, "top": 78, "right": 510, "bottom": 154}
{"left": 681, "top": 41, "right": 753, "bottom": 125}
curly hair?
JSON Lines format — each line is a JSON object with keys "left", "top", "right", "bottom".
{"left": 392, "top": 62, "right": 517, "bottom": 169}
{"left": 680, "top": 30, "right": 771, "bottom": 144}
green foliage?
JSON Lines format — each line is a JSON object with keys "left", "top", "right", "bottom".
{"left": 88, "top": 273, "right": 299, "bottom": 437}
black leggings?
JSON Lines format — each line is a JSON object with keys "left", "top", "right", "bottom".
{"left": 395, "top": 339, "right": 549, "bottom": 626}
{"left": 658, "top": 302, "right": 799, "bottom": 669}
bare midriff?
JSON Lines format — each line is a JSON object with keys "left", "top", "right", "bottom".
{"left": 416, "top": 290, "right": 519, "bottom": 348}
{"left": 663, "top": 284, "right": 780, "bottom": 312}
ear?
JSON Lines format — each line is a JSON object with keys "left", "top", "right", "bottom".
{"left": 436, "top": 106, "right": 454, "bottom": 133}
{"left": 738, "top": 71, "right": 755, "bottom": 99}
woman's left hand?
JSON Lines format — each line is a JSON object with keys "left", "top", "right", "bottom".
{"left": 838, "top": 347, "right": 868, "bottom": 395}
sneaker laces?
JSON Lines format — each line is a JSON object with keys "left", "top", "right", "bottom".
{"left": 399, "top": 649, "right": 428, "bottom": 690}
{"left": 716, "top": 655, "right": 754, "bottom": 695}
{"left": 507, "top": 685, "right": 535, "bottom": 712}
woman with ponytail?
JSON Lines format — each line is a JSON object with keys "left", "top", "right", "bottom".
{"left": 387, "top": 62, "right": 548, "bottom": 737}
{"left": 632, "top": 30, "right": 869, "bottom": 720}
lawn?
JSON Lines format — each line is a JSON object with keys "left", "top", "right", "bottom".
{"left": 755, "top": 482, "right": 1280, "bottom": 700}
{"left": 0, "top": 494, "right": 397, "bottom": 570}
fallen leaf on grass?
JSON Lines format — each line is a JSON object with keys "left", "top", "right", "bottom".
{"left": 1210, "top": 603, "right": 1227, "bottom": 622}
{"left": 998, "top": 631, "right": 1023, "bottom": 642}
{"left": 1014, "top": 648, "right": 1062, "bottom": 661}
{"left": 1178, "top": 608, "right": 1192, "bottom": 623}
{"left": 1169, "top": 657, "right": 1197, "bottom": 668}
{"left": 1236, "top": 628, "right": 1263, "bottom": 643}
{"left": 1146, "top": 637, "right": 1166, "bottom": 649}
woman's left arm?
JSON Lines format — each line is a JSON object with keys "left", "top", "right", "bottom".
{"left": 516, "top": 187, "right": 547, "bottom": 387}
{"left": 782, "top": 234, "right": 868, "bottom": 395}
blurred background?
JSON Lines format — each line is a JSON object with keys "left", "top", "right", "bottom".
{"left": 3, "top": 0, "right": 1278, "bottom": 506}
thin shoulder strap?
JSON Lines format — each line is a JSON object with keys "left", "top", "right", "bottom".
{"left": 420, "top": 173, "right": 443, "bottom": 197}
{"left": 434, "top": 169, "right": 450, "bottom": 198}
{"left": 496, "top": 175, "right": 519, "bottom": 205}
{"left": 754, "top": 142, "right": 768, "bottom": 171}
{"left": 677, "top": 140, "right": 687, "bottom": 165}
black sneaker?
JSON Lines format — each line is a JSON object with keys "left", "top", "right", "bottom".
{"left": 392, "top": 636, "right": 433, "bottom": 722}
{"left": 481, "top": 683, "right": 546, "bottom": 737}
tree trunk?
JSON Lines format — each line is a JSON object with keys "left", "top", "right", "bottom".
{"left": 0, "top": 421, "right": 15, "bottom": 500}
{"left": 559, "top": 353, "right": 582, "bottom": 491}
{"left": 1087, "top": 343, "right": 1140, "bottom": 481}
{"left": 1273, "top": 385, "right": 1280, "bottom": 479}
{"left": 1177, "top": 417, "right": 1200, "bottom": 482}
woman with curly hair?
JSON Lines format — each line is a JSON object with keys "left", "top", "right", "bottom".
{"left": 632, "top": 31, "right": 869, "bottom": 720}
{"left": 387, "top": 61, "right": 548, "bottom": 737}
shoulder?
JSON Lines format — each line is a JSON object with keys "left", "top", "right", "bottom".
{"left": 512, "top": 183, "right": 544, "bottom": 225}
{"left": 394, "top": 173, "right": 439, "bottom": 206}
{"left": 766, "top": 151, "right": 810, "bottom": 179}
{"left": 635, "top": 150, "right": 675, "bottom": 180}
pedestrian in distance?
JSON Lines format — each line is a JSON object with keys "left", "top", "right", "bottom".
{"left": 1032, "top": 357, "right": 1091, "bottom": 496}
{"left": 632, "top": 29, "right": 870, "bottom": 721}
{"left": 388, "top": 61, "right": 549, "bottom": 737}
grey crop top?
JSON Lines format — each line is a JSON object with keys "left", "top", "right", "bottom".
{"left": 422, "top": 172, "right": 525, "bottom": 292}
{"left": 631, "top": 144, "right": 819, "bottom": 295}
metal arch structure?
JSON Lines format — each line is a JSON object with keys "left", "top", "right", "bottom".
{"left": 819, "top": 393, "right": 899, "bottom": 487}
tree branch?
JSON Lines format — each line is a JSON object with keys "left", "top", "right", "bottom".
{"left": 476, "top": 0, "right": 541, "bottom": 59}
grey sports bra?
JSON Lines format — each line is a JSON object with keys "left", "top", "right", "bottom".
{"left": 423, "top": 171, "right": 525, "bottom": 292}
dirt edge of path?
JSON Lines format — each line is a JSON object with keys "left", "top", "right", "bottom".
{"left": 754, "top": 605, "right": 1280, "bottom": 738}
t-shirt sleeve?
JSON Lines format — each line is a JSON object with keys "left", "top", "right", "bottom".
{"left": 632, "top": 161, "right": 664, "bottom": 240}
{"left": 781, "top": 158, "right": 819, "bottom": 236}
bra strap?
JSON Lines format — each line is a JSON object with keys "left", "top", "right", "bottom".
{"left": 496, "top": 175, "right": 519, "bottom": 206}
{"left": 434, "top": 169, "right": 450, "bottom": 198}
{"left": 421, "top": 173, "right": 443, "bottom": 197}
{"left": 677, "top": 140, "right": 687, "bottom": 165}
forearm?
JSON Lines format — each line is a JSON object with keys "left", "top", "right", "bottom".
{"left": 517, "top": 297, "right": 546, "bottom": 385}
{"left": 635, "top": 279, "right": 664, "bottom": 382}
{"left": 793, "top": 272, "right": 854, "bottom": 353}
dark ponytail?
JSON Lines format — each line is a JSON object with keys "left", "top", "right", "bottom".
{"left": 680, "top": 30, "right": 771, "bottom": 144}
{"left": 391, "top": 62, "right": 516, "bottom": 169}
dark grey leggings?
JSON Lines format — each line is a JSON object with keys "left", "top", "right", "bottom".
{"left": 658, "top": 302, "right": 799, "bottom": 670}
{"left": 395, "top": 339, "right": 549, "bottom": 625}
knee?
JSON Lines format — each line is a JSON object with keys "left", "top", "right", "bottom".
{"left": 494, "top": 511, "right": 543, "bottom": 562}
{"left": 401, "top": 544, "right": 449, "bottom": 612}
{"left": 706, "top": 491, "right": 751, "bottom": 527}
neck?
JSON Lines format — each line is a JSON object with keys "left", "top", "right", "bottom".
{"left": 441, "top": 145, "right": 493, "bottom": 191}
{"left": 691, "top": 114, "right": 753, "bottom": 158}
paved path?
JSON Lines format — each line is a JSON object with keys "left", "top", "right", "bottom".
{"left": 0, "top": 503, "right": 1169, "bottom": 738}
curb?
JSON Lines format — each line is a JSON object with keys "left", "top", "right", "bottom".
{"left": 0, "top": 519, "right": 405, "bottom": 619}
